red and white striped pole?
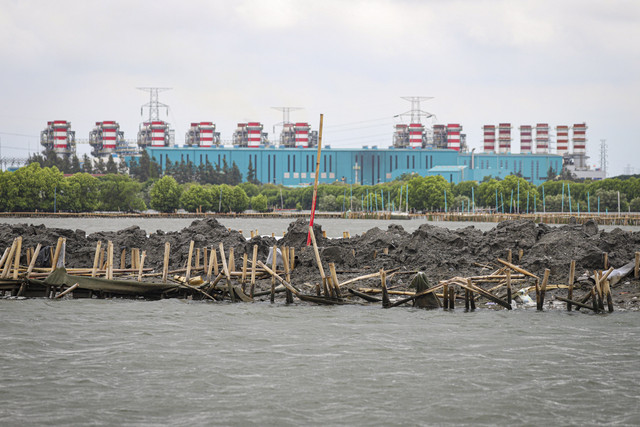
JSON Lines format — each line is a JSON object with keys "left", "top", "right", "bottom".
{"left": 307, "top": 114, "right": 324, "bottom": 246}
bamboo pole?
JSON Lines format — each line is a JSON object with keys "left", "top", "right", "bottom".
{"left": 0, "top": 247, "right": 10, "bottom": 275}
{"left": 50, "top": 237, "right": 64, "bottom": 272}
{"left": 635, "top": 252, "right": 639, "bottom": 279}
{"left": 162, "top": 242, "right": 170, "bottom": 283}
{"left": 137, "top": 251, "right": 146, "bottom": 282}
{"left": 283, "top": 247, "right": 293, "bottom": 304}
{"left": 289, "top": 247, "right": 295, "bottom": 271}
{"left": 257, "top": 261, "right": 300, "bottom": 297}
{"left": 219, "top": 242, "right": 235, "bottom": 302}
{"left": 241, "top": 253, "right": 248, "bottom": 286}
{"left": 308, "top": 225, "right": 329, "bottom": 296}
{"left": 537, "top": 269, "right": 550, "bottom": 311}
{"left": 11, "top": 236, "right": 22, "bottom": 280}
{"left": 106, "top": 241, "right": 114, "bottom": 280}
{"left": 206, "top": 246, "right": 215, "bottom": 282}
{"left": 120, "top": 248, "right": 126, "bottom": 270}
{"left": 25, "top": 243, "right": 41, "bottom": 278}
{"left": 250, "top": 245, "right": 258, "bottom": 298}
{"left": 506, "top": 269, "right": 512, "bottom": 305}
{"left": 229, "top": 248, "right": 235, "bottom": 273}
{"left": 212, "top": 248, "right": 219, "bottom": 276}
{"left": 381, "top": 268, "right": 389, "bottom": 308}
{"left": 443, "top": 283, "right": 449, "bottom": 309}
{"left": 307, "top": 113, "right": 324, "bottom": 246}
{"left": 328, "top": 263, "right": 342, "bottom": 299}
{"left": 195, "top": 248, "right": 200, "bottom": 270}
{"left": 203, "top": 247, "right": 208, "bottom": 273}
{"left": 270, "top": 245, "right": 277, "bottom": 303}
{"left": 602, "top": 277, "right": 614, "bottom": 313}
{"left": 185, "top": 240, "right": 195, "bottom": 282}
{"left": 55, "top": 283, "right": 79, "bottom": 299}
{"left": 567, "top": 260, "right": 575, "bottom": 311}
{"left": 497, "top": 258, "right": 539, "bottom": 279}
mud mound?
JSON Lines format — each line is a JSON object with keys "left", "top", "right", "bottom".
{"left": 279, "top": 218, "right": 326, "bottom": 248}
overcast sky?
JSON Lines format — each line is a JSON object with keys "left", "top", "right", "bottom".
{"left": 1, "top": 0, "right": 638, "bottom": 176}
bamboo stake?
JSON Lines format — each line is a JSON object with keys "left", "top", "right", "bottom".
{"left": 106, "top": 241, "right": 114, "bottom": 280}
{"left": 131, "top": 248, "right": 138, "bottom": 270}
{"left": 250, "top": 244, "right": 258, "bottom": 298}
{"left": 241, "top": 253, "right": 248, "bottom": 286}
{"left": 0, "top": 247, "right": 10, "bottom": 275}
{"left": 591, "top": 287, "right": 599, "bottom": 313}
{"left": 271, "top": 245, "right": 277, "bottom": 303}
{"left": 567, "top": 260, "right": 575, "bottom": 311}
{"left": 25, "top": 243, "right": 41, "bottom": 278}
{"left": 309, "top": 225, "right": 329, "bottom": 296}
{"left": 55, "top": 283, "right": 79, "bottom": 299}
{"left": 162, "top": 242, "right": 170, "bottom": 283}
{"left": 507, "top": 249, "right": 512, "bottom": 264}
{"left": 219, "top": 242, "right": 235, "bottom": 302}
{"left": 257, "top": 261, "right": 300, "bottom": 297}
{"left": 229, "top": 248, "right": 235, "bottom": 273}
{"left": 603, "top": 252, "right": 609, "bottom": 269}
{"left": 11, "top": 236, "right": 22, "bottom": 280}
{"left": 25, "top": 246, "right": 32, "bottom": 267}
{"left": 203, "top": 247, "right": 208, "bottom": 273}
{"left": 283, "top": 247, "right": 293, "bottom": 304}
{"left": 212, "top": 248, "right": 219, "bottom": 276}
{"left": 381, "top": 268, "right": 389, "bottom": 308}
{"left": 635, "top": 252, "right": 639, "bottom": 279}
{"left": 137, "top": 251, "right": 146, "bottom": 282}
{"left": 518, "top": 249, "right": 523, "bottom": 262}
{"left": 289, "top": 247, "right": 295, "bottom": 271}
{"left": 185, "top": 240, "right": 195, "bottom": 282}
{"left": 99, "top": 248, "right": 104, "bottom": 273}
{"left": 205, "top": 246, "right": 215, "bottom": 282}
{"left": 497, "top": 258, "right": 539, "bottom": 279}
{"left": 602, "top": 278, "right": 614, "bottom": 313}
{"left": 50, "top": 237, "right": 64, "bottom": 272}
{"left": 120, "top": 248, "right": 126, "bottom": 270}
{"left": 443, "top": 283, "right": 449, "bottom": 309}
{"left": 328, "top": 263, "right": 342, "bottom": 299}
{"left": 537, "top": 269, "right": 550, "bottom": 311}
{"left": 195, "top": 248, "right": 200, "bottom": 270}
{"left": 506, "top": 269, "right": 512, "bottom": 305}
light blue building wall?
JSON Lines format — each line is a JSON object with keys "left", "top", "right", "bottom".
{"left": 144, "top": 146, "right": 562, "bottom": 186}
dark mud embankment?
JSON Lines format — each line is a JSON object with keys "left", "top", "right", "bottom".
{"left": 1, "top": 218, "right": 639, "bottom": 309}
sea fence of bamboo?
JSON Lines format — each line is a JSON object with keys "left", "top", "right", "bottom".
{"left": 1, "top": 227, "right": 638, "bottom": 314}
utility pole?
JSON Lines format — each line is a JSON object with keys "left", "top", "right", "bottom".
{"left": 137, "top": 87, "right": 172, "bottom": 121}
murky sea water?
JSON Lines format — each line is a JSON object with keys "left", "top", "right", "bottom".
{"left": 1, "top": 300, "right": 639, "bottom": 426}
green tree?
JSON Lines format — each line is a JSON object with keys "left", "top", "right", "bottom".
{"left": 106, "top": 156, "right": 118, "bottom": 174}
{"left": 62, "top": 173, "right": 100, "bottom": 212}
{"left": 180, "top": 184, "right": 212, "bottom": 212}
{"left": 251, "top": 194, "right": 268, "bottom": 212}
{"left": 230, "top": 186, "right": 249, "bottom": 212}
{"left": 246, "top": 157, "right": 258, "bottom": 184}
{"left": 239, "top": 182, "right": 259, "bottom": 198}
{"left": 98, "top": 174, "right": 146, "bottom": 212}
{"left": 407, "top": 175, "right": 450, "bottom": 211}
{"left": 150, "top": 176, "right": 182, "bottom": 212}
{"left": 629, "top": 197, "right": 640, "bottom": 212}
{"left": 317, "top": 193, "right": 338, "bottom": 211}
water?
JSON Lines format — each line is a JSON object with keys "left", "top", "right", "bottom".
{"left": 1, "top": 299, "right": 639, "bottom": 426}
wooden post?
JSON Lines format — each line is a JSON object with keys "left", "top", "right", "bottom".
{"left": 206, "top": 246, "right": 215, "bottom": 282}
{"left": 329, "top": 263, "right": 342, "bottom": 299}
{"left": 25, "top": 246, "right": 32, "bottom": 267}
{"left": 567, "top": 260, "right": 575, "bottom": 311}
{"left": 12, "top": 236, "right": 22, "bottom": 280}
{"left": 130, "top": 248, "right": 138, "bottom": 270}
{"left": 137, "top": 251, "right": 146, "bottom": 282}
{"left": 50, "top": 237, "right": 64, "bottom": 272}
{"left": 535, "top": 279, "right": 540, "bottom": 309}
{"left": 250, "top": 230, "right": 255, "bottom": 239}
{"left": 250, "top": 245, "right": 258, "bottom": 298}
{"left": 635, "top": 252, "right": 639, "bottom": 279}
{"left": 270, "top": 245, "right": 277, "bottom": 303}
{"left": 518, "top": 249, "right": 523, "bottom": 262}
{"left": 603, "top": 252, "right": 608, "bottom": 270}
{"left": 219, "top": 242, "right": 235, "bottom": 302}
{"left": 506, "top": 269, "right": 512, "bottom": 305}
{"left": 602, "top": 278, "right": 614, "bottom": 313}
{"left": 185, "top": 240, "right": 195, "bottom": 282}
{"left": 0, "top": 247, "right": 10, "bottom": 276}
{"left": 212, "top": 248, "right": 219, "bottom": 276}
{"left": 106, "top": 241, "right": 114, "bottom": 280}
{"left": 594, "top": 270, "right": 604, "bottom": 310}
{"left": 591, "top": 287, "right": 599, "bottom": 313}
{"left": 381, "top": 268, "right": 389, "bottom": 308}
{"left": 537, "top": 269, "right": 550, "bottom": 311}
{"left": 283, "top": 247, "right": 293, "bottom": 304}
{"left": 162, "top": 242, "right": 170, "bottom": 283}
{"left": 507, "top": 249, "right": 512, "bottom": 264}
{"left": 25, "top": 243, "right": 41, "bottom": 278}
{"left": 55, "top": 283, "right": 79, "bottom": 299}
{"left": 443, "top": 283, "right": 449, "bottom": 309}
{"left": 289, "top": 247, "right": 295, "bottom": 271}
{"left": 99, "top": 248, "right": 105, "bottom": 272}
{"left": 449, "top": 286, "right": 455, "bottom": 309}
{"left": 203, "top": 247, "right": 208, "bottom": 273}
{"left": 241, "top": 253, "right": 248, "bottom": 287}
{"left": 229, "top": 248, "right": 235, "bottom": 273}
{"left": 91, "top": 241, "right": 102, "bottom": 277}
{"left": 120, "top": 248, "right": 126, "bottom": 270}
{"left": 309, "top": 225, "right": 328, "bottom": 296}
{"left": 195, "top": 248, "right": 201, "bottom": 270}
{"left": 465, "top": 288, "right": 470, "bottom": 311}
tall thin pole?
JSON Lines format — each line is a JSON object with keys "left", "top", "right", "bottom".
{"left": 444, "top": 189, "right": 448, "bottom": 213}
{"left": 561, "top": 182, "right": 565, "bottom": 213}
{"left": 405, "top": 184, "right": 409, "bottom": 213}
{"left": 306, "top": 114, "right": 324, "bottom": 246}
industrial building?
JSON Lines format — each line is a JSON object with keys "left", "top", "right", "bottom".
{"left": 38, "top": 92, "right": 602, "bottom": 184}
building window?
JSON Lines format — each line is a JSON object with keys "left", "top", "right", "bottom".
{"left": 287, "top": 155, "right": 290, "bottom": 172}
{"left": 329, "top": 155, "right": 332, "bottom": 173}
{"left": 395, "top": 156, "right": 398, "bottom": 169}
{"left": 412, "top": 156, "right": 415, "bottom": 169}
{"left": 293, "top": 155, "right": 296, "bottom": 172}
{"left": 390, "top": 156, "right": 393, "bottom": 172}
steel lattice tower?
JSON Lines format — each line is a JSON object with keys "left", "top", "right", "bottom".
{"left": 137, "top": 87, "right": 172, "bottom": 121}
